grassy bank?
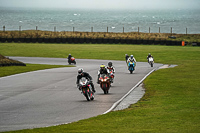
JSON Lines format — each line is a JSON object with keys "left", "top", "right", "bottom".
{"left": 1, "top": 43, "right": 200, "bottom": 132}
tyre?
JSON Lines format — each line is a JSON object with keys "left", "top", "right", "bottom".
{"left": 85, "top": 93, "right": 91, "bottom": 101}
{"left": 151, "top": 63, "right": 153, "bottom": 67}
{"left": 91, "top": 95, "right": 94, "bottom": 100}
{"left": 102, "top": 84, "right": 107, "bottom": 94}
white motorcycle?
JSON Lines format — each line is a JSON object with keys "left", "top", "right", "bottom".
{"left": 78, "top": 77, "right": 94, "bottom": 101}
{"left": 148, "top": 57, "right": 154, "bottom": 67}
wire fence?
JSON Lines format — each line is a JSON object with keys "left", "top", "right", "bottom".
{"left": 1, "top": 25, "right": 190, "bottom": 35}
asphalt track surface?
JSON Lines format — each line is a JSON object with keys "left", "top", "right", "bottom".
{"left": 0, "top": 57, "right": 163, "bottom": 132}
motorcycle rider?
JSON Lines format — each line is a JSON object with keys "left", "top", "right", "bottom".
{"left": 68, "top": 54, "right": 72, "bottom": 60}
{"left": 125, "top": 54, "right": 129, "bottom": 63}
{"left": 107, "top": 62, "right": 115, "bottom": 73}
{"left": 127, "top": 55, "right": 136, "bottom": 64}
{"left": 147, "top": 53, "right": 154, "bottom": 63}
{"left": 97, "top": 64, "right": 109, "bottom": 84}
{"left": 127, "top": 55, "right": 136, "bottom": 69}
{"left": 67, "top": 54, "right": 72, "bottom": 63}
{"left": 107, "top": 62, "right": 115, "bottom": 83}
{"left": 76, "top": 68, "right": 96, "bottom": 93}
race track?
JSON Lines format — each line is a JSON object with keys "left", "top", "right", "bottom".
{"left": 0, "top": 57, "right": 162, "bottom": 132}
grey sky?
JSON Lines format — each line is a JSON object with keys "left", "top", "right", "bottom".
{"left": 0, "top": 0, "right": 199, "bottom": 10}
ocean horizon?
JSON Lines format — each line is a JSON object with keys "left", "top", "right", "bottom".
{"left": 0, "top": 7, "right": 200, "bottom": 34}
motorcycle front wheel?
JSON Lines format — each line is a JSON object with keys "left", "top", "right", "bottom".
{"left": 85, "top": 93, "right": 91, "bottom": 101}
{"left": 130, "top": 70, "right": 133, "bottom": 74}
{"left": 151, "top": 62, "right": 153, "bottom": 67}
{"left": 103, "top": 83, "right": 109, "bottom": 94}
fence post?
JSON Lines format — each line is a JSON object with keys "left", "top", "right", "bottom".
{"left": 3, "top": 26, "right": 5, "bottom": 32}
{"left": 107, "top": 27, "right": 108, "bottom": 33}
{"left": 19, "top": 26, "right": 21, "bottom": 37}
{"left": 149, "top": 27, "right": 150, "bottom": 33}
{"left": 171, "top": 27, "right": 172, "bottom": 35}
{"left": 19, "top": 26, "right": 21, "bottom": 31}
{"left": 54, "top": 26, "right": 56, "bottom": 32}
{"left": 73, "top": 27, "right": 75, "bottom": 32}
{"left": 159, "top": 27, "right": 160, "bottom": 33}
{"left": 186, "top": 28, "right": 187, "bottom": 35}
{"left": 138, "top": 27, "right": 139, "bottom": 33}
{"left": 36, "top": 26, "right": 38, "bottom": 31}
{"left": 123, "top": 27, "right": 124, "bottom": 33}
{"left": 91, "top": 27, "right": 93, "bottom": 32}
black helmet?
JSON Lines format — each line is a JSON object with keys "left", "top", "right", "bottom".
{"left": 78, "top": 68, "right": 83, "bottom": 74}
{"left": 108, "top": 62, "right": 112, "bottom": 67}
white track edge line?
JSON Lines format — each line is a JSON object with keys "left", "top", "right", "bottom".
{"left": 103, "top": 68, "right": 156, "bottom": 114}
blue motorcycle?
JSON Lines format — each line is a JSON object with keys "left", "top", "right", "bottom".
{"left": 128, "top": 61, "right": 135, "bottom": 74}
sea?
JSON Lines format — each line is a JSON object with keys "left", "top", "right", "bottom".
{"left": 0, "top": 7, "right": 200, "bottom": 34}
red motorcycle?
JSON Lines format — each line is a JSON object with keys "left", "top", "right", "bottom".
{"left": 99, "top": 74, "right": 111, "bottom": 94}
{"left": 68, "top": 57, "right": 76, "bottom": 65}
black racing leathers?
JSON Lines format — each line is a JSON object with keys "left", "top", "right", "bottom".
{"left": 97, "top": 68, "right": 109, "bottom": 83}
{"left": 76, "top": 72, "right": 95, "bottom": 92}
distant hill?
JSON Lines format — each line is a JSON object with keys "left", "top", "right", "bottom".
{"left": 0, "top": 55, "right": 26, "bottom": 66}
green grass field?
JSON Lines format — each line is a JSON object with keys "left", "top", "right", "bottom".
{"left": 0, "top": 43, "right": 200, "bottom": 133}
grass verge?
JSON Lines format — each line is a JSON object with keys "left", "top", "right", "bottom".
{"left": 0, "top": 64, "right": 71, "bottom": 78}
{"left": 0, "top": 43, "right": 200, "bottom": 133}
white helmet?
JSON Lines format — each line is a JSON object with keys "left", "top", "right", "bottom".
{"left": 78, "top": 68, "right": 83, "bottom": 74}
{"left": 130, "top": 55, "right": 133, "bottom": 59}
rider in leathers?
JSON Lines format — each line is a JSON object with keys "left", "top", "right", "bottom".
{"left": 127, "top": 55, "right": 137, "bottom": 69}
{"left": 107, "top": 62, "right": 115, "bottom": 83}
{"left": 125, "top": 54, "right": 129, "bottom": 63}
{"left": 127, "top": 55, "right": 136, "bottom": 64}
{"left": 107, "top": 62, "right": 115, "bottom": 73}
{"left": 67, "top": 54, "right": 72, "bottom": 63}
{"left": 68, "top": 54, "right": 72, "bottom": 60}
{"left": 97, "top": 64, "right": 109, "bottom": 84}
{"left": 147, "top": 53, "right": 154, "bottom": 63}
{"left": 76, "top": 68, "right": 96, "bottom": 93}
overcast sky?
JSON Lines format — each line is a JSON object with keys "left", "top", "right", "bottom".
{"left": 0, "top": 0, "right": 199, "bottom": 10}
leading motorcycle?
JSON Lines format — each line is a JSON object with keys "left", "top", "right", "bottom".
{"left": 78, "top": 77, "right": 94, "bottom": 101}
{"left": 99, "top": 74, "right": 111, "bottom": 94}
{"left": 68, "top": 57, "right": 76, "bottom": 65}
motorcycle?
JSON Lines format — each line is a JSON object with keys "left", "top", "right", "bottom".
{"left": 148, "top": 57, "right": 154, "bottom": 67}
{"left": 128, "top": 61, "right": 135, "bottom": 74}
{"left": 68, "top": 57, "right": 76, "bottom": 65}
{"left": 78, "top": 77, "right": 94, "bottom": 101}
{"left": 99, "top": 74, "right": 111, "bottom": 94}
